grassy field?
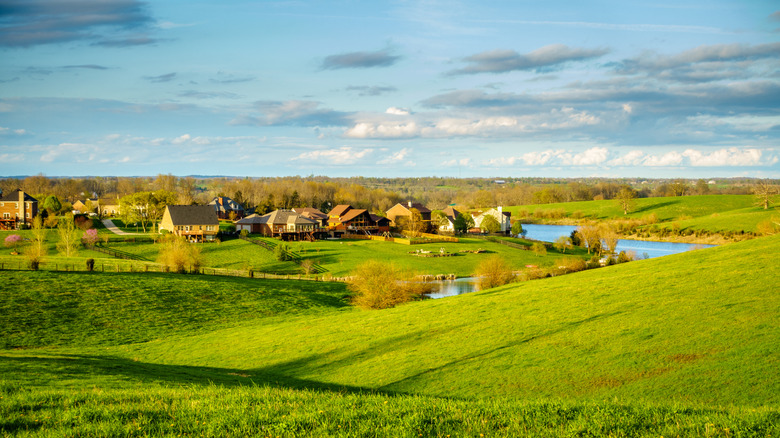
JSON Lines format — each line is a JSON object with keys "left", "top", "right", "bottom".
{"left": 1, "top": 234, "right": 778, "bottom": 435}
{"left": 507, "top": 194, "right": 780, "bottom": 236}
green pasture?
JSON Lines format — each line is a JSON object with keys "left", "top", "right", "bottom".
{"left": 508, "top": 194, "right": 756, "bottom": 222}
{"left": 288, "top": 236, "right": 587, "bottom": 277}
{"left": 1, "top": 234, "right": 779, "bottom": 435}
{"left": 655, "top": 206, "right": 779, "bottom": 233}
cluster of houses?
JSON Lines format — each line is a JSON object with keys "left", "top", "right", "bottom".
{"left": 159, "top": 199, "right": 512, "bottom": 243}
{"left": 0, "top": 189, "right": 512, "bottom": 243}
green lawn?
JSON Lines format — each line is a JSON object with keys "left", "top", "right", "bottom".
{"left": 1, "top": 234, "right": 779, "bottom": 435}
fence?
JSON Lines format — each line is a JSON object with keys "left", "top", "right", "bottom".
{"left": 90, "top": 243, "right": 149, "bottom": 261}
{"left": 343, "top": 233, "right": 454, "bottom": 245}
{"left": 0, "top": 258, "right": 342, "bottom": 282}
{"left": 240, "top": 235, "right": 327, "bottom": 274}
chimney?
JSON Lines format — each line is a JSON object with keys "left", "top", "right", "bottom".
{"left": 18, "top": 190, "right": 25, "bottom": 225}
{"left": 497, "top": 206, "right": 502, "bottom": 213}
{"left": 408, "top": 201, "right": 413, "bottom": 208}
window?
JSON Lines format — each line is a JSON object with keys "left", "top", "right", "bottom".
{"left": 26, "top": 213, "right": 30, "bottom": 218}
{"left": 185, "top": 226, "right": 190, "bottom": 231}
{"left": 2, "top": 213, "right": 9, "bottom": 219}
{"left": 199, "top": 225, "right": 202, "bottom": 230}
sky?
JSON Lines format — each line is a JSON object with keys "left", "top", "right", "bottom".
{"left": 0, "top": 0, "right": 779, "bottom": 179}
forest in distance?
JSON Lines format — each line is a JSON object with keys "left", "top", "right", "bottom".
{"left": 1, "top": 173, "right": 775, "bottom": 215}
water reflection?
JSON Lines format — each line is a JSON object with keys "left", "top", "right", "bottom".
{"left": 520, "top": 223, "right": 715, "bottom": 259}
{"left": 425, "top": 277, "right": 479, "bottom": 299}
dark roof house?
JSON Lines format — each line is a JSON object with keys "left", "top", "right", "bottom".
{"left": 160, "top": 205, "right": 219, "bottom": 241}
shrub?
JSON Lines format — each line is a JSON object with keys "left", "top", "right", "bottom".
{"left": 157, "top": 235, "right": 203, "bottom": 274}
{"left": 274, "top": 243, "right": 291, "bottom": 261}
{"left": 531, "top": 242, "right": 547, "bottom": 257}
{"left": 473, "top": 255, "right": 515, "bottom": 290}
{"left": 555, "top": 257, "right": 586, "bottom": 274}
{"left": 82, "top": 229, "right": 99, "bottom": 247}
{"left": 347, "top": 260, "right": 422, "bottom": 310}
{"left": 4, "top": 234, "right": 22, "bottom": 254}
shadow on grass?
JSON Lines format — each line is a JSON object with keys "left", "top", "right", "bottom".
{"left": 633, "top": 201, "right": 679, "bottom": 215}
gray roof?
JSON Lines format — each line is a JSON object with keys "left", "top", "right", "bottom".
{"left": 165, "top": 205, "right": 219, "bottom": 225}
{"left": 208, "top": 197, "right": 244, "bottom": 213}
{"left": 0, "top": 189, "right": 37, "bottom": 203}
{"left": 262, "top": 210, "right": 319, "bottom": 226}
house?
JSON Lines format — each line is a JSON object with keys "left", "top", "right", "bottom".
{"left": 97, "top": 199, "right": 120, "bottom": 217}
{"left": 292, "top": 207, "right": 329, "bottom": 227}
{"left": 208, "top": 196, "right": 245, "bottom": 220}
{"left": 326, "top": 204, "right": 385, "bottom": 236}
{"left": 472, "top": 206, "right": 512, "bottom": 234}
{"left": 159, "top": 205, "right": 219, "bottom": 242}
{"left": 236, "top": 209, "right": 322, "bottom": 241}
{"left": 0, "top": 189, "right": 38, "bottom": 229}
{"left": 72, "top": 198, "right": 98, "bottom": 214}
{"left": 386, "top": 201, "right": 432, "bottom": 231}
{"left": 437, "top": 206, "right": 461, "bottom": 233}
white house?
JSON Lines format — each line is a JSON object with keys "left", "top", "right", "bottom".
{"left": 472, "top": 206, "right": 512, "bottom": 234}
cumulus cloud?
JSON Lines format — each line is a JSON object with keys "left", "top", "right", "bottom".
{"left": 682, "top": 147, "right": 771, "bottom": 166}
{"left": 321, "top": 49, "right": 400, "bottom": 70}
{"left": 385, "top": 107, "right": 411, "bottom": 115}
{"left": 232, "top": 100, "right": 352, "bottom": 127}
{"left": 344, "top": 121, "right": 420, "bottom": 139}
{"left": 485, "top": 147, "right": 608, "bottom": 167}
{"left": 0, "top": 0, "right": 157, "bottom": 47}
{"left": 292, "top": 147, "right": 372, "bottom": 165}
{"left": 447, "top": 44, "right": 609, "bottom": 75}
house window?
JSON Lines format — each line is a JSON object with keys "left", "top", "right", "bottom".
{"left": 185, "top": 226, "right": 190, "bottom": 231}
{"left": 2, "top": 213, "right": 9, "bottom": 219}
{"left": 25, "top": 213, "right": 30, "bottom": 218}
{"left": 199, "top": 225, "right": 203, "bottom": 231}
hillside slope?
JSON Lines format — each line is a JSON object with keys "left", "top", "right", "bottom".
{"left": 116, "top": 234, "right": 780, "bottom": 407}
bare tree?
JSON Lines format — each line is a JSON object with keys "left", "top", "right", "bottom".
{"left": 615, "top": 186, "right": 637, "bottom": 215}
{"left": 56, "top": 213, "right": 79, "bottom": 257}
{"left": 753, "top": 180, "right": 779, "bottom": 210}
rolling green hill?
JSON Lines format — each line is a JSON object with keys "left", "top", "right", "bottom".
{"left": 1, "top": 234, "right": 779, "bottom": 436}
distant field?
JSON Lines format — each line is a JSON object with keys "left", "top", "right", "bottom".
{"left": 1, "top": 234, "right": 778, "bottom": 435}
{"left": 507, "top": 194, "right": 778, "bottom": 234}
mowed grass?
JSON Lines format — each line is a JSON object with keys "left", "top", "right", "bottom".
{"left": 295, "top": 236, "right": 587, "bottom": 277}
{"left": 0, "top": 272, "right": 350, "bottom": 349}
{"left": 1, "top": 235, "right": 779, "bottom": 435}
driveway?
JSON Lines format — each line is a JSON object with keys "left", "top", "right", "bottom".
{"left": 101, "top": 219, "right": 143, "bottom": 235}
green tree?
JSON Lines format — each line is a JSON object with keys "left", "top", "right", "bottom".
{"left": 42, "top": 195, "right": 62, "bottom": 214}
{"left": 453, "top": 213, "right": 474, "bottom": 234}
{"left": 120, "top": 190, "right": 177, "bottom": 233}
{"left": 347, "top": 260, "right": 422, "bottom": 309}
{"left": 511, "top": 221, "right": 525, "bottom": 237}
{"left": 479, "top": 214, "right": 501, "bottom": 234}
{"left": 274, "top": 243, "right": 291, "bottom": 261}
{"left": 56, "top": 213, "right": 79, "bottom": 257}
{"left": 473, "top": 255, "right": 514, "bottom": 290}
{"left": 25, "top": 215, "right": 47, "bottom": 270}
{"left": 615, "top": 186, "right": 637, "bottom": 215}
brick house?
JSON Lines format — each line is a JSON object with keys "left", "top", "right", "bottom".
{"left": 208, "top": 196, "right": 246, "bottom": 220}
{"left": 386, "top": 201, "right": 432, "bottom": 231}
{"left": 0, "top": 189, "right": 38, "bottom": 230}
{"left": 159, "top": 205, "right": 219, "bottom": 242}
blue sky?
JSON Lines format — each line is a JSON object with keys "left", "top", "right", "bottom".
{"left": 1, "top": 0, "right": 778, "bottom": 178}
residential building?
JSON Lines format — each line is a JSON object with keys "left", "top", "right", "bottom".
{"left": 159, "top": 205, "right": 220, "bottom": 242}
{"left": 386, "top": 201, "right": 432, "bottom": 231}
{"left": 472, "top": 206, "right": 512, "bottom": 234}
{"left": 437, "top": 206, "right": 461, "bottom": 233}
{"left": 236, "top": 209, "right": 322, "bottom": 241}
{"left": 0, "top": 189, "right": 38, "bottom": 229}
{"left": 208, "top": 196, "right": 246, "bottom": 220}
{"left": 327, "top": 204, "right": 386, "bottom": 236}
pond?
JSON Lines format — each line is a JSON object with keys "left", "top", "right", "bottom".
{"left": 425, "top": 277, "right": 479, "bottom": 299}
{"left": 425, "top": 224, "right": 717, "bottom": 299}
{"left": 520, "top": 224, "right": 716, "bottom": 259}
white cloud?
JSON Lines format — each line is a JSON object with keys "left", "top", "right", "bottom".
{"left": 172, "top": 134, "right": 191, "bottom": 144}
{"left": 292, "top": 147, "right": 373, "bottom": 165}
{"left": 609, "top": 150, "right": 645, "bottom": 166}
{"left": 344, "top": 121, "right": 420, "bottom": 139}
{"left": 378, "top": 148, "right": 413, "bottom": 165}
{"left": 441, "top": 158, "right": 472, "bottom": 167}
{"left": 682, "top": 147, "right": 770, "bottom": 166}
{"left": 638, "top": 151, "right": 684, "bottom": 167}
{"left": 386, "top": 107, "right": 411, "bottom": 115}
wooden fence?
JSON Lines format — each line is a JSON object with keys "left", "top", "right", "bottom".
{"left": 240, "top": 235, "right": 327, "bottom": 274}
{"left": 0, "top": 258, "right": 341, "bottom": 282}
